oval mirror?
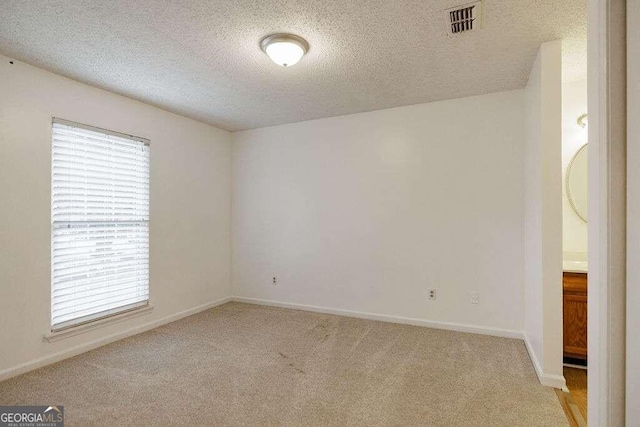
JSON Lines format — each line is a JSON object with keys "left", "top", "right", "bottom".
{"left": 566, "top": 143, "right": 588, "bottom": 222}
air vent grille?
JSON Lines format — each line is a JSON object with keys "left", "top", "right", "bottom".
{"left": 447, "top": 1, "right": 482, "bottom": 34}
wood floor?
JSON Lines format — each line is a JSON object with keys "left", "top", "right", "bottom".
{"left": 556, "top": 366, "right": 587, "bottom": 426}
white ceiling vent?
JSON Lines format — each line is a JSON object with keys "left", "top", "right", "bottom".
{"left": 446, "top": 1, "right": 482, "bottom": 34}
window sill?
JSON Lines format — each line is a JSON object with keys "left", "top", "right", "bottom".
{"left": 43, "top": 304, "right": 154, "bottom": 343}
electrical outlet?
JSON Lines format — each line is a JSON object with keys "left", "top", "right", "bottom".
{"left": 471, "top": 292, "right": 480, "bottom": 304}
{"left": 272, "top": 276, "right": 278, "bottom": 286}
{"left": 428, "top": 289, "right": 437, "bottom": 300}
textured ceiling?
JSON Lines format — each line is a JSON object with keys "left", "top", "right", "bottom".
{"left": 0, "top": 0, "right": 586, "bottom": 131}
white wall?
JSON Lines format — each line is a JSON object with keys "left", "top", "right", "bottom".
{"left": 627, "top": 0, "right": 639, "bottom": 420}
{"left": 562, "top": 79, "right": 588, "bottom": 255}
{"left": 523, "top": 40, "right": 564, "bottom": 388}
{"left": 232, "top": 90, "right": 525, "bottom": 334}
{"left": 0, "top": 55, "right": 232, "bottom": 377}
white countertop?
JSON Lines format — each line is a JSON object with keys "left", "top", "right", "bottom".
{"left": 563, "top": 260, "right": 588, "bottom": 273}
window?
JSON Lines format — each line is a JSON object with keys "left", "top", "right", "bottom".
{"left": 51, "top": 119, "right": 150, "bottom": 331}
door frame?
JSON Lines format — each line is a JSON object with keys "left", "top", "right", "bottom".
{"left": 587, "top": 0, "right": 626, "bottom": 425}
{"left": 626, "top": 0, "right": 638, "bottom": 422}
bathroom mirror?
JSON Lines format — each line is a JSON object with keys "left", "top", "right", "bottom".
{"left": 567, "top": 143, "right": 588, "bottom": 222}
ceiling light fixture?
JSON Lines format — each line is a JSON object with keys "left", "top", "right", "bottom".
{"left": 260, "top": 33, "right": 309, "bottom": 67}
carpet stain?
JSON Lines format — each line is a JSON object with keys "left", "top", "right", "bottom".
{"left": 289, "top": 363, "right": 305, "bottom": 374}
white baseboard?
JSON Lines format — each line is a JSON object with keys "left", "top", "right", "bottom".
{"left": 0, "top": 296, "right": 232, "bottom": 382}
{"left": 232, "top": 296, "right": 524, "bottom": 339}
{"left": 523, "top": 334, "right": 568, "bottom": 391}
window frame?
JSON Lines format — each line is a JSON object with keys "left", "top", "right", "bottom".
{"left": 50, "top": 118, "right": 151, "bottom": 333}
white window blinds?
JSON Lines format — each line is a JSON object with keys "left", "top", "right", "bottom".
{"left": 51, "top": 119, "right": 150, "bottom": 331}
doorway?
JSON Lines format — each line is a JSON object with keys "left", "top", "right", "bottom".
{"left": 561, "top": 77, "right": 589, "bottom": 422}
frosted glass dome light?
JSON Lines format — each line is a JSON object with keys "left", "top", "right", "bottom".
{"left": 261, "top": 34, "right": 309, "bottom": 67}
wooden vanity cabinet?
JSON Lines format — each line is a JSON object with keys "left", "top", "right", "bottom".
{"left": 563, "top": 272, "right": 588, "bottom": 360}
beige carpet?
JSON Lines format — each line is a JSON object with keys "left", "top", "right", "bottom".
{"left": 0, "top": 302, "right": 568, "bottom": 426}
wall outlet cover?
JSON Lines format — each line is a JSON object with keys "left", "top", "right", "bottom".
{"left": 471, "top": 292, "right": 480, "bottom": 304}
